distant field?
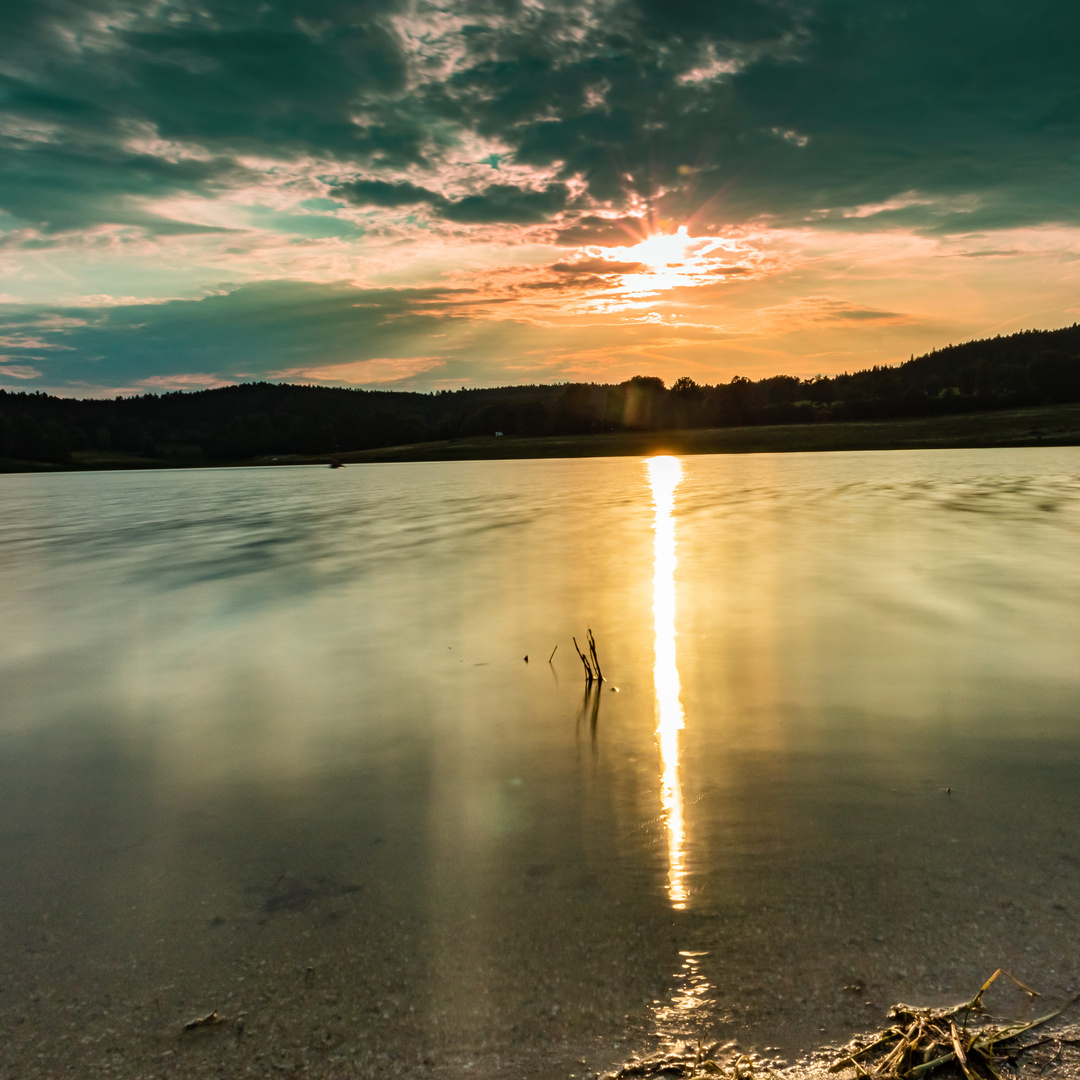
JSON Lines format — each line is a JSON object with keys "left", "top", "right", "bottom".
{"left": 296, "top": 402, "right": 1080, "bottom": 465}
{"left": 3, "top": 402, "right": 1080, "bottom": 473}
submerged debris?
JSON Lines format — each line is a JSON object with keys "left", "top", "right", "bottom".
{"left": 183, "top": 1011, "right": 225, "bottom": 1032}
{"left": 259, "top": 874, "right": 362, "bottom": 916}
{"left": 604, "top": 1040, "right": 738, "bottom": 1079}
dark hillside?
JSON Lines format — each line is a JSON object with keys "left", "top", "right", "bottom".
{"left": 1, "top": 324, "right": 1079, "bottom": 466}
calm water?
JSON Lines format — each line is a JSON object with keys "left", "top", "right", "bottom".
{"left": 2, "top": 448, "right": 1080, "bottom": 1079}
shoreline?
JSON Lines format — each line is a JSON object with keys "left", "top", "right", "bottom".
{"left": 2, "top": 403, "right": 1080, "bottom": 473}
{"left": 604, "top": 1014, "right": 1080, "bottom": 1080}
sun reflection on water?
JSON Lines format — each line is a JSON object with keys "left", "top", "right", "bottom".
{"left": 651, "top": 951, "right": 715, "bottom": 1044}
{"left": 648, "top": 455, "right": 687, "bottom": 910}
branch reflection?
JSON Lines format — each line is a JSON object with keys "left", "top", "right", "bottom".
{"left": 574, "top": 683, "right": 603, "bottom": 752}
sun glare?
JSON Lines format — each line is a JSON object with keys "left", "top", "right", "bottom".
{"left": 648, "top": 454, "right": 687, "bottom": 910}
{"left": 583, "top": 225, "right": 751, "bottom": 307}
{"left": 624, "top": 226, "right": 694, "bottom": 268}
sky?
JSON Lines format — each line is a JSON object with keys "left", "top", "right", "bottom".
{"left": 2, "top": 0, "right": 1080, "bottom": 397}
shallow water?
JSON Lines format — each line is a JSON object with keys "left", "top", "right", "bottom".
{"left": 2, "top": 448, "right": 1080, "bottom": 1079}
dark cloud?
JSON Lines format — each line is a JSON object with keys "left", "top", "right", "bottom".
{"left": 120, "top": 22, "right": 407, "bottom": 145}
{"left": 554, "top": 217, "right": 649, "bottom": 246}
{"left": 440, "top": 183, "right": 569, "bottom": 223}
{"left": 635, "top": 0, "right": 802, "bottom": 42}
{"left": 0, "top": 281, "right": 472, "bottom": 391}
{"left": 1, "top": 0, "right": 1079, "bottom": 238}
{"left": 338, "top": 179, "right": 445, "bottom": 208}
{"left": 337, "top": 178, "right": 571, "bottom": 224}
{"left": 0, "top": 0, "right": 418, "bottom": 231}
{"left": 678, "top": 0, "right": 1080, "bottom": 227}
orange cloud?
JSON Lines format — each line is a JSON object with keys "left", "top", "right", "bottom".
{"left": 136, "top": 373, "right": 238, "bottom": 390}
{"left": 752, "top": 295, "right": 913, "bottom": 330}
{"left": 271, "top": 356, "right": 445, "bottom": 385}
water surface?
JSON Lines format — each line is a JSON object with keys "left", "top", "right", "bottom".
{"left": 2, "top": 448, "right": 1080, "bottom": 1079}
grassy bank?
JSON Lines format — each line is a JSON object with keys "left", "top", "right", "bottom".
{"left": 280, "top": 402, "right": 1080, "bottom": 466}
{"left": 2, "top": 402, "right": 1079, "bottom": 473}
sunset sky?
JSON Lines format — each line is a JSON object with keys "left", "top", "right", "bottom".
{"left": 2, "top": 0, "right": 1080, "bottom": 396}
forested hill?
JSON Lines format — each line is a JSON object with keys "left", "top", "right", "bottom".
{"left": 3, "top": 323, "right": 1080, "bottom": 465}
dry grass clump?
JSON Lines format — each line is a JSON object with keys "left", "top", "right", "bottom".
{"left": 827, "top": 970, "right": 1070, "bottom": 1080}
{"left": 603, "top": 971, "right": 1078, "bottom": 1080}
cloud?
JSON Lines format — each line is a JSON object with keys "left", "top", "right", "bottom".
{"left": 441, "top": 183, "right": 570, "bottom": 224}
{"left": 3, "top": 0, "right": 1078, "bottom": 245}
{"left": 754, "top": 296, "right": 911, "bottom": 330}
{"left": 0, "top": 333, "right": 75, "bottom": 350}
{"left": 0, "top": 281, "right": 475, "bottom": 393}
{"left": 271, "top": 355, "right": 445, "bottom": 385}
{"left": 0, "top": 363, "right": 42, "bottom": 378}
{"left": 337, "top": 177, "right": 571, "bottom": 224}
{"left": 134, "top": 373, "right": 238, "bottom": 390}
{"left": 553, "top": 216, "right": 648, "bottom": 246}
{"left": 951, "top": 248, "right": 1023, "bottom": 259}
{"left": 550, "top": 258, "right": 647, "bottom": 275}
{"left": 338, "top": 179, "right": 445, "bottom": 209}
{"left": 2, "top": 0, "right": 1080, "bottom": 392}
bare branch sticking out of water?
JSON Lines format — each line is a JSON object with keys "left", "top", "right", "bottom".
{"left": 572, "top": 631, "right": 604, "bottom": 686}
{"left": 573, "top": 635, "right": 596, "bottom": 685}
{"left": 588, "top": 628, "right": 604, "bottom": 684}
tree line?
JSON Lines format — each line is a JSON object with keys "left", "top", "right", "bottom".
{"left": 2, "top": 323, "right": 1080, "bottom": 465}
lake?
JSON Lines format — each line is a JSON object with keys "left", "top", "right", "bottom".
{"left": 2, "top": 447, "right": 1080, "bottom": 1080}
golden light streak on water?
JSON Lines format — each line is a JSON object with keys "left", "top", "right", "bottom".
{"left": 648, "top": 455, "right": 687, "bottom": 910}
{"left": 651, "top": 951, "right": 715, "bottom": 1045}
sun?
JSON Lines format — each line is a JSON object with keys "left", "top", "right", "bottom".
{"left": 601, "top": 226, "right": 705, "bottom": 295}
{"left": 569, "top": 223, "right": 756, "bottom": 311}
{"left": 620, "top": 226, "right": 694, "bottom": 269}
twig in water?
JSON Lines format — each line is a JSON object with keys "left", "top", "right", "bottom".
{"left": 548, "top": 644, "right": 558, "bottom": 663}
{"left": 573, "top": 636, "right": 595, "bottom": 685}
{"left": 962, "top": 968, "right": 1040, "bottom": 1033}
{"left": 587, "top": 628, "right": 604, "bottom": 685}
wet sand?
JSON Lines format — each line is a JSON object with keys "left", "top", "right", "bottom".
{"left": 4, "top": 894, "right": 1078, "bottom": 1080}
{"left": 4, "top": 770, "right": 1079, "bottom": 1080}
{"left": 606, "top": 1019, "right": 1080, "bottom": 1080}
